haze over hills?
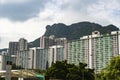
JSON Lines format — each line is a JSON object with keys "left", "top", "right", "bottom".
{"left": 0, "top": 22, "right": 119, "bottom": 51}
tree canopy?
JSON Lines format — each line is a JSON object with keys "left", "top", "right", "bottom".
{"left": 45, "top": 60, "right": 94, "bottom": 80}
{"left": 97, "top": 56, "right": 120, "bottom": 80}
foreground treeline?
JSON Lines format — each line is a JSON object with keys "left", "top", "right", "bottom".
{"left": 97, "top": 56, "right": 120, "bottom": 80}
{"left": 45, "top": 60, "right": 94, "bottom": 80}
{"left": 0, "top": 56, "right": 120, "bottom": 80}
{"left": 45, "top": 56, "right": 120, "bottom": 80}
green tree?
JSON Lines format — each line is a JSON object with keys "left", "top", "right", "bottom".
{"left": 45, "top": 60, "right": 68, "bottom": 80}
{"left": 106, "top": 56, "right": 120, "bottom": 80}
{"left": 98, "top": 56, "right": 120, "bottom": 80}
{"left": 66, "top": 63, "right": 94, "bottom": 80}
{"left": 45, "top": 61, "right": 95, "bottom": 80}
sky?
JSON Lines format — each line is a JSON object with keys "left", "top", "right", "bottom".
{"left": 0, "top": 0, "right": 120, "bottom": 49}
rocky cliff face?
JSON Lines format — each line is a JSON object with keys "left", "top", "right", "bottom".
{"left": 44, "top": 22, "right": 119, "bottom": 40}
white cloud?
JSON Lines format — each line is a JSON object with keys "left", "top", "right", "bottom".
{"left": 0, "top": 18, "right": 46, "bottom": 48}
{"left": 0, "top": 0, "right": 120, "bottom": 49}
{"left": 87, "top": 0, "right": 120, "bottom": 26}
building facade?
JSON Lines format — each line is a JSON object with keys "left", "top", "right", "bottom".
{"left": 40, "top": 35, "right": 55, "bottom": 48}
{"left": 8, "top": 42, "right": 18, "bottom": 64}
{"left": 40, "top": 36, "right": 68, "bottom": 68}
{"left": 68, "top": 31, "right": 120, "bottom": 72}
{"left": 48, "top": 45, "right": 64, "bottom": 67}
{"left": 18, "top": 38, "right": 28, "bottom": 51}
{"left": 8, "top": 42, "right": 18, "bottom": 55}
{"left": 16, "top": 38, "right": 28, "bottom": 68}
{"left": 28, "top": 47, "right": 48, "bottom": 70}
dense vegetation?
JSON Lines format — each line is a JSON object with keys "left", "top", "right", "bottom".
{"left": 97, "top": 56, "right": 120, "bottom": 80}
{"left": 0, "top": 56, "right": 120, "bottom": 80}
{"left": 45, "top": 61, "right": 94, "bottom": 80}
{"left": 45, "top": 56, "right": 120, "bottom": 80}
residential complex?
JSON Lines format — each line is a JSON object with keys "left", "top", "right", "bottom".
{"left": 68, "top": 31, "right": 120, "bottom": 72}
{"left": 2, "top": 30, "right": 120, "bottom": 72}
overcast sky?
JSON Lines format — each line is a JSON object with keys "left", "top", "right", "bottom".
{"left": 0, "top": 0, "right": 120, "bottom": 49}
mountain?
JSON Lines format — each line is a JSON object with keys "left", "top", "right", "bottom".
{"left": 29, "top": 22, "right": 119, "bottom": 48}
{"left": 28, "top": 38, "right": 40, "bottom": 48}
{"left": 44, "top": 22, "right": 119, "bottom": 40}
{"left": 0, "top": 22, "right": 119, "bottom": 50}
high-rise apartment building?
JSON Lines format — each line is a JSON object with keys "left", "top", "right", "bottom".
{"left": 8, "top": 42, "right": 18, "bottom": 64}
{"left": 38, "top": 48, "right": 48, "bottom": 69}
{"left": 28, "top": 48, "right": 35, "bottom": 69}
{"left": 48, "top": 45, "right": 64, "bottom": 67}
{"left": 8, "top": 42, "right": 18, "bottom": 55}
{"left": 111, "top": 31, "right": 120, "bottom": 57}
{"left": 68, "top": 31, "right": 120, "bottom": 72}
{"left": 68, "top": 37, "right": 91, "bottom": 67}
{"left": 16, "top": 38, "right": 28, "bottom": 68}
{"left": 28, "top": 47, "right": 48, "bottom": 70}
{"left": 55, "top": 38, "right": 68, "bottom": 60}
{"left": 18, "top": 38, "right": 28, "bottom": 51}
{"left": 91, "top": 32, "right": 113, "bottom": 72}
{"left": 40, "top": 36, "right": 49, "bottom": 48}
{"left": 40, "top": 36, "right": 68, "bottom": 66}
{"left": 40, "top": 35, "right": 55, "bottom": 48}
